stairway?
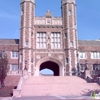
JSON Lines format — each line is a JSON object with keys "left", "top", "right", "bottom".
{"left": 21, "top": 76, "right": 100, "bottom": 96}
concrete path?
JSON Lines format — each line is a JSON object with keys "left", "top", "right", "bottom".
{"left": 12, "top": 96, "right": 92, "bottom": 100}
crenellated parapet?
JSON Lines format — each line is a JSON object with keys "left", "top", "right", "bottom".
{"left": 34, "top": 16, "right": 62, "bottom": 26}
{"left": 21, "top": 0, "right": 35, "bottom": 4}
{"left": 62, "top": 0, "right": 76, "bottom": 5}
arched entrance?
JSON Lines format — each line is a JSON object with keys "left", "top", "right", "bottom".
{"left": 40, "top": 61, "right": 59, "bottom": 76}
{"left": 35, "top": 57, "right": 64, "bottom": 76}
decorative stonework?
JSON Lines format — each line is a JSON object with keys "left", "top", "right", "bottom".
{"left": 48, "top": 53, "right": 51, "bottom": 57}
{"left": 59, "top": 55, "right": 63, "bottom": 60}
{"left": 34, "top": 25, "right": 62, "bottom": 28}
{"left": 21, "top": 0, "right": 35, "bottom": 4}
{"left": 36, "top": 55, "right": 41, "bottom": 59}
{"left": 34, "top": 16, "right": 62, "bottom": 26}
{"left": 62, "top": 0, "right": 76, "bottom": 5}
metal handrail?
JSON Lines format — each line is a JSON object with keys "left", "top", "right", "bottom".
{"left": 91, "top": 70, "right": 100, "bottom": 76}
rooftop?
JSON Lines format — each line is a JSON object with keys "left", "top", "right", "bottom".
{"left": 0, "top": 39, "right": 100, "bottom": 46}
{"left": 0, "top": 39, "right": 19, "bottom": 45}
{"left": 78, "top": 40, "right": 100, "bottom": 46}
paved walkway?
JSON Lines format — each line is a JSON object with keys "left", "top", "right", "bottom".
{"left": 12, "top": 96, "right": 92, "bottom": 100}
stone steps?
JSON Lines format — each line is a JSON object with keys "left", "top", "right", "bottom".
{"left": 26, "top": 76, "right": 87, "bottom": 84}
{"left": 21, "top": 76, "right": 100, "bottom": 96}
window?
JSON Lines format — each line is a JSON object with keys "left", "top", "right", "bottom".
{"left": 65, "top": 33, "right": 67, "bottom": 38}
{"left": 21, "top": 9, "right": 24, "bottom": 16}
{"left": 66, "top": 58, "right": 69, "bottom": 64}
{"left": 1, "top": 51, "right": 6, "bottom": 58}
{"left": 31, "top": 58, "right": 33, "bottom": 63}
{"left": 79, "top": 52, "right": 86, "bottom": 59}
{"left": 93, "top": 64, "right": 100, "bottom": 70}
{"left": 68, "top": 10, "right": 72, "bottom": 15}
{"left": 36, "top": 32, "right": 46, "bottom": 48}
{"left": 91, "top": 52, "right": 100, "bottom": 59}
{"left": 51, "top": 32, "right": 61, "bottom": 49}
{"left": 25, "top": 41, "right": 29, "bottom": 46}
{"left": 70, "top": 41, "right": 74, "bottom": 47}
{"left": 31, "top": 32, "right": 33, "bottom": 37}
{"left": 11, "top": 65, "right": 18, "bottom": 71}
{"left": 12, "top": 51, "right": 18, "bottom": 58}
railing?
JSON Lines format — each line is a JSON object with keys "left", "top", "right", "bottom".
{"left": 7, "top": 70, "right": 22, "bottom": 75}
{"left": 90, "top": 70, "right": 100, "bottom": 76}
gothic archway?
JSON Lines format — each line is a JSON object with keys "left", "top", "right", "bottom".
{"left": 40, "top": 61, "right": 59, "bottom": 76}
{"left": 35, "top": 57, "right": 64, "bottom": 76}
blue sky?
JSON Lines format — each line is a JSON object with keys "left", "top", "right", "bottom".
{"left": 0, "top": 0, "right": 100, "bottom": 40}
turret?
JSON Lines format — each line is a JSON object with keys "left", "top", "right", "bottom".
{"left": 19, "top": 0, "right": 35, "bottom": 75}
{"left": 61, "top": 0, "right": 78, "bottom": 75}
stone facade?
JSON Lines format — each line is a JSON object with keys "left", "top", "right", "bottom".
{"left": 0, "top": 0, "right": 100, "bottom": 76}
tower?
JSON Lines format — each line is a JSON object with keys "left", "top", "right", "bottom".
{"left": 61, "top": 0, "right": 78, "bottom": 75}
{"left": 19, "top": 0, "right": 35, "bottom": 75}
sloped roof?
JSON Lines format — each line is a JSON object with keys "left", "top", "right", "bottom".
{"left": 78, "top": 40, "right": 100, "bottom": 46}
{"left": 0, "top": 39, "right": 100, "bottom": 46}
{"left": 0, "top": 39, "right": 19, "bottom": 45}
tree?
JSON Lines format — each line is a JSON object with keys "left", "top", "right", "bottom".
{"left": 0, "top": 51, "right": 8, "bottom": 88}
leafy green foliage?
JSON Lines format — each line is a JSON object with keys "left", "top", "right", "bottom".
{"left": 0, "top": 52, "right": 8, "bottom": 87}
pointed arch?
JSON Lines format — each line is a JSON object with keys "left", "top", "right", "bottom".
{"left": 35, "top": 57, "right": 64, "bottom": 76}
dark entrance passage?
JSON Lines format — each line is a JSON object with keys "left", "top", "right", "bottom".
{"left": 40, "top": 61, "right": 59, "bottom": 76}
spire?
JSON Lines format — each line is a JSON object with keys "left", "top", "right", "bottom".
{"left": 45, "top": 10, "right": 52, "bottom": 18}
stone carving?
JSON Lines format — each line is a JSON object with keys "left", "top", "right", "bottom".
{"left": 59, "top": 55, "right": 63, "bottom": 59}
{"left": 48, "top": 53, "right": 51, "bottom": 57}
{"left": 36, "top": 55, "right": 41, "bottom": 59}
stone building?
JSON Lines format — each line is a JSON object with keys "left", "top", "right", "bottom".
{"left": 0, "top": 0, "right": 100, "bottom": 77}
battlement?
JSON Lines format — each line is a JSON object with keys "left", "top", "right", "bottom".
{"left": 34, "top": 11, "right": 62, "bottom": 26}
{"left": 62, "top": 0, "right": 76, "bottom": 5}
{"left": 35, "top": 16, "right": 62, "bottom": 26}
{"left": 21, "top": 0, "right": 35, "bottom": 3}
